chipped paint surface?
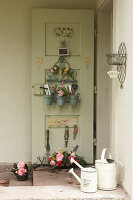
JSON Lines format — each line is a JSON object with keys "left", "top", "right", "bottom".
{"left": 47, "top": 116, "right": 78, "bottom": 128}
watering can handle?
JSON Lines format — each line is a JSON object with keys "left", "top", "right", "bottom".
{"left": 101, "top": 148, "right": 112, "bottom": 161}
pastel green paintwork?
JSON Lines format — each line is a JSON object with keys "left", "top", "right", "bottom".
{"left": 31, "top": 9, "right": 94, "bottom": 163}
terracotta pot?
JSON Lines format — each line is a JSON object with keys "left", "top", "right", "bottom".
{"left": 0, "top": 180, "right": 6, "bottom": 187}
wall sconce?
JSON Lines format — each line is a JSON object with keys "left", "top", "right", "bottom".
{"left": 106, "top": 42, "right": 127, "bottom": 89}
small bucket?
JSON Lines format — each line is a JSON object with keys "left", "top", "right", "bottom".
{"left": 70, "top": 95, "right": 79, "bottom": 106}
{"left": 56, "top": 96, "right": 66, "bottom": 106}
{"left": 45, "top": 95, "right": 54, "bottom": 105}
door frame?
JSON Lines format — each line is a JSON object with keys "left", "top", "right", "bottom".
{"left": 96, "top": 0, "right": 113, "bottom": 158}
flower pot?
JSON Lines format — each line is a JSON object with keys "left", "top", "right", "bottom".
{"left": 70, "top": 95, "right": 79, "bottom": 106}
{"left": 16, "top": 173, "right": 28, "bottom": 181}
{"left": 56, "top": 96, "right": 66, "bottom": 106}
{"left": 45, "top": 95, "right": 54, "bottom": 105}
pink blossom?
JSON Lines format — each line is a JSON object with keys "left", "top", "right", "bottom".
{"left": 51, "top": 69, "right": 54, "bottom": 73}
{"left": 18, "top": 168, "right": 25, "bottom": 176}
{"left": 50, "top": 160, "right": 55, "bottom": 166}
{"left": 58, "top": 90, "right": 64, "bottom": 96}
{"left": 56, "top": 153, "right": 64, "bottom": 162}
{"left": 17, "top": 162, "right": 25, "bottom": 168}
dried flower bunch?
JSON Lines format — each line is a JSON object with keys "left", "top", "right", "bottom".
{"left": 54, "top": 27, "right": 73, "bottom": 39}
{"left": 50, "top": 65, "right": 74, "bottom": 79}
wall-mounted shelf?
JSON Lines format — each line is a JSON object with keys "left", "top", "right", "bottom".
{"left": 46, "top": 79, "right": 77, "bottom": 83}
{"left": 106, "top": 42, "right": 127, "bottom": 89}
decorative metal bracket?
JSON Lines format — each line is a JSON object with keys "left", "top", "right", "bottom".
{"left": 47, "top": 56, "right": 77, "bottom": 81}
{"left": 106, "top": 42, "right": 127, "bottom": 89}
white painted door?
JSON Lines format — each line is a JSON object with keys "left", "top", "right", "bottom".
{"left": 32, "top": 9, "right": 94, "bottom": 163}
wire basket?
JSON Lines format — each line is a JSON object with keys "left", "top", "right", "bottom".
{"left": 106, "top": 53, "right": 126, "bottom": 65}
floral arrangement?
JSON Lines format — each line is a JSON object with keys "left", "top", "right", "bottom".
{"left": 57, "top": 82, "right": 69, "bottom": 97}
{"left": 48, "top": 150, "right": 87, "bottom": 168}
{"left": 11, "top": 162, "right": 29, "bottom": 176}
{"left": 50, "top": 65, "right": 74, "bottom": 79}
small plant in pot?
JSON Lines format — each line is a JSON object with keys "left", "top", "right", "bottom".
{"left": 11, "top": 162, "right": 29, "bottom": 181}
{"left": 56, "top": 82, "right": 68, "bottom": 106}
{"left": 69, "top": 83, "right": 80, "bottom": 106}
{"left": 44, "top": 84, "right": 57, "bottom": 105}
{"left": 70, "top": 93, "right": 80, "bottom": 106}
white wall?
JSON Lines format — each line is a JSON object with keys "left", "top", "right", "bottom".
{"left": 0, "top": 0, "right": 96, "bottom": 163}
{"left": 112, "top": 0, "right": 133, "bottom": 196}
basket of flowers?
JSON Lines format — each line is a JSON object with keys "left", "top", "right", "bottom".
{"left": 48, "top": 150, "right": 87, "bottom": 169}
{"left": 11, "top": 162, "right": 29, "bottom": 181}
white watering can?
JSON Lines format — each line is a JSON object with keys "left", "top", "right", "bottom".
{"left": 69, "top": 158, "right": 97, "bottom": 193}
{"left": 95, "top": 148, "right": 118, "bottom": 190}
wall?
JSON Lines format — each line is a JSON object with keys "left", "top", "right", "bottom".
{"left": 112, "top": 0, "right": 133, "bottom": 197}
{"left": 96, "top": 1, "right": 112, "bottom": 159}
{"left": 0, "top": 0, "right": 96, "bottom": 163}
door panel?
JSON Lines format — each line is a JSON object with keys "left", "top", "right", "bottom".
{"left": 32, "top": 9, "right": 94, "bottom": 163}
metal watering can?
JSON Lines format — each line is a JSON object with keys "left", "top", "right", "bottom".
{"left": 69, "top": 158, "right": 97, "bottom": 193}
{"left": 95, "top": 148, "right": 118, "bottom": 190}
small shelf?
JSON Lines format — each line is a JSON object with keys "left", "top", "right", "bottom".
{"left": 46, "top": 79, "right": 77, "bottom": 83}
{"left": 52, "top": 98, "right": 80, "bottom": 103}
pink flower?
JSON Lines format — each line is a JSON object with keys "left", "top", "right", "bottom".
{"left": 54, "top": 66, "right": 57, "bottom": 70}
{"left": 56, "top": 153, "right": 64, "bottom": 162}
{"left": 50, "top": 160, "right": 55, "bottom": 166}
{"left": 18, "top": 168, "right": 25, "bottom": 176}
{"left": 58, "top": 90, "right": 64, "bottom": 96}
{"left": 17, "top": 162, "right": 25, "bottom": 168}
{"left": 51, "top": 69, "right": 54, "bottom": 73}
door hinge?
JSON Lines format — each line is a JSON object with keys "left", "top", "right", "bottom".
{"left": 94, "top": 29, "right": 97, "bottom": 38}
{"left": 94, "top": 86, "right": 97, "bottom": 94}
{"left": 93, "top": 138, "right": 97, "bottom": 146}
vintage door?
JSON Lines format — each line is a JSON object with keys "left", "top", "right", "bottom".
{"left": 32, "top": 9, "right": 94, "bottom": 163}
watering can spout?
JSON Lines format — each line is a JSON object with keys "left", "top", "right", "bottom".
{"left": 69, "top": 168, "right": 81, "bottom": 184}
